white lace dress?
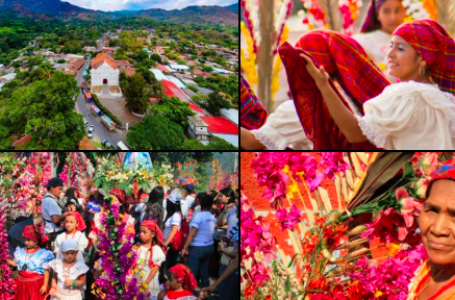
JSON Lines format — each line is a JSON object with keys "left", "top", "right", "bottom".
{"left": 49, "top": 260, "right": 89, "bottom": 300}
{"left": 356, "top": 81, "right": 455, "bottom": 149}
{"left": 250, "top": 100, "right": 313, "bottom": 150}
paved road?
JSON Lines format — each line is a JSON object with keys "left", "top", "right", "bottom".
{"left": 74, "top": 57, "right": 127, "bottom": 148}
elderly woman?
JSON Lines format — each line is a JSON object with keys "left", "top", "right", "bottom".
{"left": 407, "top": 164, "right": 455, "bottom": 300}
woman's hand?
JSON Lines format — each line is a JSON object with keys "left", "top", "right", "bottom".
{"left": 300, "top": 53, "right": 330, "bottom": 87}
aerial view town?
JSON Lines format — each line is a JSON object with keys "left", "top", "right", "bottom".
{"left": 0, "top": 0, "right": 239, "bottom": 149}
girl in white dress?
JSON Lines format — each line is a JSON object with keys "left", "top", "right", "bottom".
{"left": 129, "top": 220, "right": 167, "bottom": 300}
{"left": 55, "top": 211, "right": 89, "bottom": 259}
{"left": 49, "top": 239, "right": 89, "bottom": 300}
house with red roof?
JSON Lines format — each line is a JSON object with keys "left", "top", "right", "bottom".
{"left": 161, "top": 79, "right": 191, "bottom": 102}
{"left": 200, "top": 116, "right": 238, "bottom": 147}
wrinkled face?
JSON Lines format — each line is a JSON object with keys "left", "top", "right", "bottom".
{"left": 387, "top": 35, "right": 425, "bottom": 81}
{"left": 64, "top": 215, "right": 78, "bottom": 232}
{"left": 63, "top": 250, "right": 78, "bottom": 263}
{"left": 24, "top": 238, "right": 38, "bottom": 249}
{"left": 419, "top": 179, "right": 455, "bottom": 266}
{"left": 377, "top": 0, "right": 406, "bottom": 34}
{"left": 139, "top": 226, "right": 155, "bottom": 243}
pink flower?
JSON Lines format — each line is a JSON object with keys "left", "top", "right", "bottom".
{"left": 276, "top": 204, "right": 301, "bottom": 231}
{"left": 321, "top": 152, "right": 350, "bottom": 180}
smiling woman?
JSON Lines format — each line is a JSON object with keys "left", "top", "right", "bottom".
{"left": 408, "top": 164, "right": 455, "bottom": 300}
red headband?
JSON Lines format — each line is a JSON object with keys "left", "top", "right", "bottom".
{"left": 23, "top": 225, "right": 48, "bottom": 246}
{"left": 140, "top": 220, "right": 166, "bottom": 252}
{"left": 64, "top": 211, "right": 87, "bottom": 232}
{"left": 169, "top": 264, "right": 198, "bottom": 292}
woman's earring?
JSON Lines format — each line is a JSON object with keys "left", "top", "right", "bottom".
{"left": 419, "top": 66, "right": 424, "bottom": 76}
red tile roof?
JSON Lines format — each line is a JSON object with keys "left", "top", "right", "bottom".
{"left": 200, "top": 116, "right": 238, "bottom": 135}
{"left": 157, "top": 64, "right": 171, "bottom": 73}
{"left": 189, "top": 103, "right": 205, "bottom": 114}
{"left": 91, "top": 53, "right": 117, "bottom": 70}
{"left": 162, "top": 79, "right": 190, "bottom": 102}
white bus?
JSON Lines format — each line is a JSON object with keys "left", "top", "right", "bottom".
{"left": 117, "top": 141, "right": 129, "bottom": 150}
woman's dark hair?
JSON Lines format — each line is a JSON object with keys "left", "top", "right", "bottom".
{"left": 200, "top": 193, "right": 215, "bottom": 210}
{"left": 220, "top": 186, "right": 235, "bottom": 203}
{"left": 148, "top": 186, "right": 164, "bottom": 205}
{"left": 165, "top": 198, "right": 181, "bottom": 223}
{"left": 65, "top": 187, "right": 76, "bottom": 201}
{"left": 142, "top": 186, "right": 165, "bottom": 227}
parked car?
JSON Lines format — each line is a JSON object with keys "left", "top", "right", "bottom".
{"left": 87, "top": 125, "right": 94, "bottom": 139}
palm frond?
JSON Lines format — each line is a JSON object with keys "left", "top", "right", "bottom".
{"left": 318, "top": 0, "right": 342, "bottom": 32}
{"left": 347, "top": 152, "right": 416, "bottom": 210}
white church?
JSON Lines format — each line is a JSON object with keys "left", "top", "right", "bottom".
{"left": 90, "top": 53, "right": 122, "bottom": 97}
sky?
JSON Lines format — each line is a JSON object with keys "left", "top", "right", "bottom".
{"left": 61, "top": 0, "right": 238, "bottom": 11}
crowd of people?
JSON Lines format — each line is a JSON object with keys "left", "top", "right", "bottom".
{"left": 5, "top": 176, "right": 239, "bottom": 300}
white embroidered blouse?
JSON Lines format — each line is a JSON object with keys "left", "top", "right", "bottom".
{"left": 356, "top": 81, "right": 455, "bottom": 150}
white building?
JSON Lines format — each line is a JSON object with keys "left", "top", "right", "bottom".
{"left": 90, "top": 53, "right": 121, "bottom": 97}
{"left": 169, "top": 64, "right": 189, "bottom": 74}
{"left": 187, "top": 115, "right": 209, "bottom": 142}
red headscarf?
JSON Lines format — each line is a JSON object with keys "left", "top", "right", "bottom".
{"left": 361, "top": 0, "right": 403, "bottom": 33}
{"left": 23, "top": 225, "right": 48, "bottom": 246}
{"left": 110, "top": 189, "right": 127, "bottom": 203}
{"left": 278, "top": 29, "right": 390, "bottom": 150}
{"left": 169, "top": 264, "right": 198, "bottom": 292}
{"left": 64, "top": 211, "right": 87, "bottom": 232}
{"left": 140, "top": 220, "right": 166, "bottom": 253}
{"left": 425, "top": 161, "right": 455, "bottom": 199}
{"left": 394, "top": 19, "right": 455, "bottom": 95}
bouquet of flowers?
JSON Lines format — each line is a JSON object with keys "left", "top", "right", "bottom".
{"left": 94, "top": 157, "right": 171, "bottom": 196}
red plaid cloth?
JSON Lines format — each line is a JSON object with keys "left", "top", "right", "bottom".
{"left": 394, "top": 19, "right": 455, "bottom": 95}
{"left": 278, "top": 29, "right": 390, "bottom": 150}
{"left": 241, "top": 76, "right": 268, "bottom": 129}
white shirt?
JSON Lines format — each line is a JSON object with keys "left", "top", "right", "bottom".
{"left": 189, "top": 211, "right": 216, "bottom": 247}
{"left": 251, "top": 101, "right": 313, "bottom": 150}
{"left": 42, "top": 193, "right": 63, "bottom": 233}
{"left": 356, "top": 81, "right": 455, "bottom": 150}
{"left": 226, "top": 206, "right": 238, "bottom": 239}
{"left": 164, "top": 212, "right": 181, "bottom": 241}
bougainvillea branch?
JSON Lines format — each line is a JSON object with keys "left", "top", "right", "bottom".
{"left": 94, "top": 196, "right": 149, "bottom": 300}
{"left": 0, "top": 206, "right": 15, "bottom": 300}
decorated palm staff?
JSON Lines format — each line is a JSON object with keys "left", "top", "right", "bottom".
{"left": 279, "top": 19, "right": 455, "bottom": 150}
{"left": 6, "top": 225, "right": 54, "bottom": 300}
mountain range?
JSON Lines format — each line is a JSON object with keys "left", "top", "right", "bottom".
{"left": 0, "top": 0, "right": 239, "bottom": 26}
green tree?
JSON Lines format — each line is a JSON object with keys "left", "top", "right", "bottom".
{"left": 123, "top": 73, "right": 149, "bottom": 114}
{"left": 0, "top": 72, "right": 85, "bottom": 149}
{"left": 204, "top": 92, "right": 231, "bottom": 116}
{"left": 126, "top": 115, "right": 185, "bottom": 150}
{"left": 181, "top": 138, "right": 205, "bottom": 150}
{"left": 206, "top": 136, "right": 237, "bottom": 150}
{"left": 148, "top": 96, "right": 195, "bottom": 130}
